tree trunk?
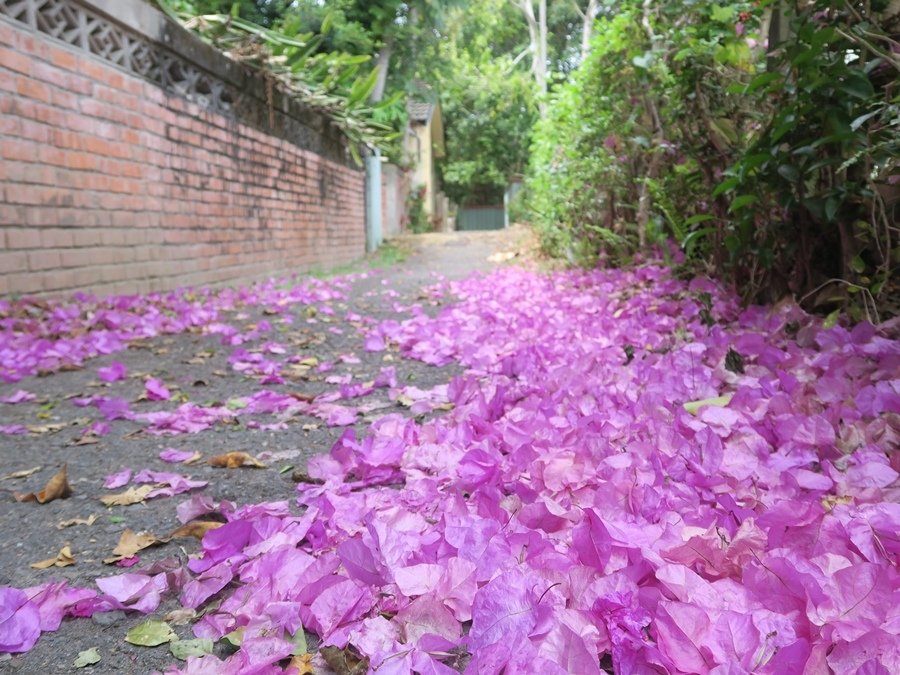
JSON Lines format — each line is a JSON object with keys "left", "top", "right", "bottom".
{"left": 575, "top": 0, "right": 599, "bottom": 61}
{"left": 512, "top": 0, "right": 548, "bottom": 115}
{"left": 370, "top": 34, "right": 394, "bottom": 103}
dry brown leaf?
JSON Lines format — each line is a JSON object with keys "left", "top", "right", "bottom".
{"left": 182, "top": 451, "right": 204, "bottom": 465}
{"left": 320, "top": 646, "right": 368, "bottom": 675}
{"left": 291, "top": 471, "right": 325, "bottom": 485}
{"left": 71, "top": 434, "right": 100, "bottom": 446}
{"left": 163, "top": 608, "right": 197, "bottom": 625}
{"left": 57, "top": 514, "right": 98, "bottom": 529}
{"left": 1, "top": 466, "right": 42, "bottom": 481}
{"left": 207, "top": 452, "right": 266, "bottom": 469}
{"left": 14, "top": 465, "right": 72, "bottom": 503}
{"left": 103, "top": 528, "right": 168, "bottom": 564}
{"left": 170, "top": 521, "right": 223, "bottom": 540}
{"left": 31, "top": 544, "right": 75, "bottom": 569}
{"left": 27, "top": 423, "right": 66, "bottom": 435}
{"left": 100, "top": 484, "right": 153, "bottom": 507}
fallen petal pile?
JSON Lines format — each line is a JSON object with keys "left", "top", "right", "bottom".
{"left": 1, "top": 264, "right": 898, "bottom": 673}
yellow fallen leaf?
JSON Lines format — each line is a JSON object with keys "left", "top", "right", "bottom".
{"left": 288, "top": 653, "right": 314, "bottom": 674}
{"left": 31, "top": 544, "right": 75, "bottom": 569}
{"left": 14, "top": 465, "right": 72, "bottom": 503}
{"left": 170, "top": 521, "right": 223, "bottom": 539}
{"left": 683, "top": 393, "right": 734, "bottom": 416}
{"left": 207, "top": 452, "right": 266, "bottom": 469}
{"left": 103, "top": 528, "right": 169, "bottom": 564}
{"left": 822, "top": 495, "right": 854, "bottom": 512}
{"left": 57, "top": 514, "right": 98, "bottom": 529}
{"left": 100, "top": 485, "right": 154, "bottom": 507}
{"left": 1, "top": 466, "right": 42, "bottom": 481}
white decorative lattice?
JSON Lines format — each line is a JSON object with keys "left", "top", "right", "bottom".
{"left": 0, "top": 0, "right": 347, "bottom": 162}
{"left": 0, "top": 0, "right": 235, "bottom": 114}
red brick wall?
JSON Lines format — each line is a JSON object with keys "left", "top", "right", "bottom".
{"left": 0, "top": 19, "right": 366, "bottom": 297}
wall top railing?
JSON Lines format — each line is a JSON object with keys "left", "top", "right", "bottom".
{"left": 0, "top": 0, "right": 354, "bottom": 165}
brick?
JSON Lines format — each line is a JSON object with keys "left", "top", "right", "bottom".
{"left": 6, "top": 273, "right": 42, "bottom": 295}
{"left": 16, "top": 78, "right": 52, "bottom": 103}
{"left": 0, "top": 47, "right": 30, "bottom": 75}
{"left": 48, "top": 46, "right": 79, "bottom": 72}
{"left": 28, "top": 249, "right": 61, "bottom": 271}
{"left": 70, "top": 229, "right": 104, "bottom": 247}
{"left": 40, "top": 228, "right": 74, "bottom": 248}
{"left": 6, "top": 228, "right": 42, "bottom": 249}
{"left": 2, "top": 138, "right": 39, "bottom": 162}
{"left": 0, "top": 250, "right": 29, "bottom": 273}
{"left": 37, "top": 145, "right": 68, "bottom": 167}
{"left": 41, "top": 269, "right": 77, "bottom": 292}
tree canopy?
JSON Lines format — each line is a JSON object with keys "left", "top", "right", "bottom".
{"left": 163, "top": 0, "right": 897, "bottom": 317}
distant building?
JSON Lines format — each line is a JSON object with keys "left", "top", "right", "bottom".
{"left": 405, "top": 100, "right": 446, "bottom": 224}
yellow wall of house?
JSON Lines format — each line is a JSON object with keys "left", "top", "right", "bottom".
{"left": 406, "top": 122, "right": 435, "bottom": 216}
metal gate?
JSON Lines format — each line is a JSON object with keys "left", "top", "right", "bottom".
{"left": 457, "top": 206, "right": 505, "bottom": 231}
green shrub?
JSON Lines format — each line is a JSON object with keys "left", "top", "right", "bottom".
{"left": 526, "top": 0, "right": 897, "bottom": 316}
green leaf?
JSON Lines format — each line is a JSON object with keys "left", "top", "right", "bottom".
{"left": 712, "top": 177, "right": 739, "bottom": 198}
{"left": 683, "top": 393, "right": 734, "bottom": 416}
{"left": 724, "top": 348, "right": 745, "bottom": 375}
{"left": 349, "top": 143, "right": 362, "bottom": 167}
{"left": 125, "top": 620, "right": 177, "bottom": 647}
{"left": 740, "top": 154, "right": 771, "bottom": 174}
{"left": 684, "top": 214, "right": 715, "bottom": 226}
{"left": 837, "top": 71, "right": 875, "bottom": 100}
{"left": 729, "top": 194, "right": 758, "bottom": 212}
{"left": 348, "top": 66, "right": 381, "bottom": 108}
{"left": 170, "top": 639, "right": 214, "bottom": 661}
{"left": 125, "top": 619, "right": 178, "bottom": 647}
{"left": 849, "top": 255, "right": 865, "bottom": 274}
{"left": 289, "top": 627, "right": 308, "bottom": 655}
{"left": 710, "top": 5, "right": 736, "bottom": 22}
{"left": 225, "top": 398, "right": 247, "bottom": 411}
{"left": 777, "top": 164, "right": 800, "bottom": 182}
{"left": 825, "top": 196, "right": 841, "bottom": 222}
{"left": 320, "top": 10, "right": 334, "bottom": 34}
{"left": 74, "top": 648, "right": 101, "bottom": 668}
{"left": 278, "top": 464, "right": 294, "bottom": 474}
{"left": 222, "top": 627, "right": 245, "bottom": 647}
{"left": 823, "top": 309, "right": 841, "bottom": 329}
{"left": 724, "top": 234, "right": 741, "bottom": 257}
{"left": 744, "top": 72, "right": 782, "bottom": 93}
{"left": 850, "top": 110, "right": 879, "bottom": 131}
{"left": 682, "top": 227, "right": 716, "bottom": 255}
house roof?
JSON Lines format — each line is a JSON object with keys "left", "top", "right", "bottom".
{"left": 406, "top": 100, "right": 435, "bottom": 124}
